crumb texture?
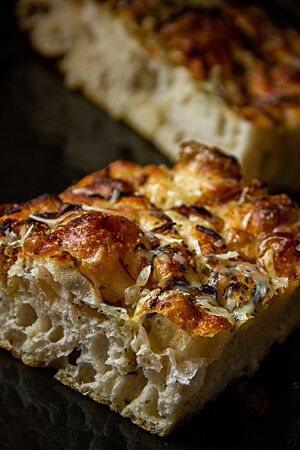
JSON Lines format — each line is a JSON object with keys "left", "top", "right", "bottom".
{"left": 0, "top": 142, "right": 299, "bottom": 434}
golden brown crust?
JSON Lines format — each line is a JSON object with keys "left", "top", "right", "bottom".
{"left": 136, "top": 289, "right": 233, "bottom": 336}
{"left": 258, "top": 232, "right": 300, "bottom": 280}
{"left": 1, "top": 142, "right": 299, "bottom": 335}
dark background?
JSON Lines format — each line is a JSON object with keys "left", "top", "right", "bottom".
{"left": 1, "top": 1, "right": 300, "bottom": 449}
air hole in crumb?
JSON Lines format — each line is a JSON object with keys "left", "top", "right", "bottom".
{"left": 216, "top": 114, "right": 226, "bottom": 136}
{"left": 16, "top": 304, "right": 38, "bottom": 327}
{"left": 115, "top": 373, "right": 147, "bottom": 409}
{"left": 39, "top": 315, "right": 52, "bottom": 332}
{"left": 90, "top": 334, "right": 109, "bottom": 360}
{"left": 37, "top": 278, "right": 59, "bottom": 301}
{"left": 77, "top": 363, "right": 96, "bottom": 384}
{"left": 142, "top": 388, "right": 159, "bottom": 416}
{"left": 68, "top": 348, "right": 81, "bottom": 366}
{"left": 49, "top": 325, "right": 64, "bottom": 343}
{"left": 5, "top": 329, "right": 26, "bottom": 347}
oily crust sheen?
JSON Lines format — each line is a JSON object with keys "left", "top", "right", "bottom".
{"left": 0, "top": 142, "right": 299, "bottom": 435}
{"left": 17, "top": 0, "right": 300, "bottom": 190}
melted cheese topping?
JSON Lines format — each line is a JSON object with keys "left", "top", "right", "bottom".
{"left": 0, "top": 142, "right": 299, "bottom": 336}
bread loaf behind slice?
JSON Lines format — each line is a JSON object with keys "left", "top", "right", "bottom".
{"left": 17, "top": 0, "right": 300, "bottom": 190}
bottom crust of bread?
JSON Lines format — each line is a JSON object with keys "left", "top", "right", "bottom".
{"left": 0, "top": 256, "right": 299, "bottom": 435}
{"left": 17, "top": 0, "right": 300, "bottom": 191}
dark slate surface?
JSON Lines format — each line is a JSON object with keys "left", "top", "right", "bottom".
{"left": 1, "top": 1, "right": 300, "bottom": 449}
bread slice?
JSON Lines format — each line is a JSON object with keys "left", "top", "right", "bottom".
{"left": 0, "top": 141, "right": 299, "bottom": 435}
{"left": 17, "top": 0, "right": 300, "bottom": 191}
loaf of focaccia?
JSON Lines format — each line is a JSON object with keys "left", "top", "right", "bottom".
{"left": 17, "top": 0, "right": 300, "bottom": 190}
{"left": 0, "top": 141, "right": 299, "bottom": 435}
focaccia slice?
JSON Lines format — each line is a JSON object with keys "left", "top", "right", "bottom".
{"left": 0, "top": 141, "right": 299, "bottom": 435}
{"left": 17, "top": 0, "right": 300, "bottom": 190}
